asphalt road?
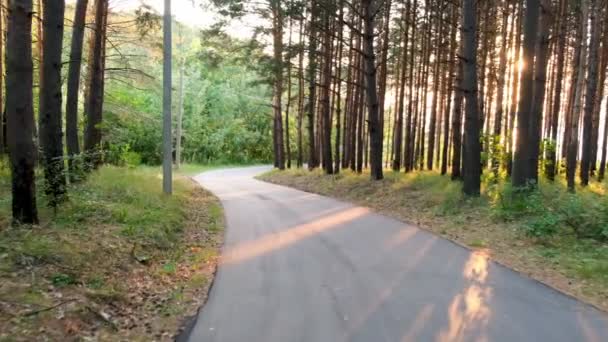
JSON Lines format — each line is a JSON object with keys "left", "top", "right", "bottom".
{"left": 185, "top": 166, "right": 608, "bottom": 342}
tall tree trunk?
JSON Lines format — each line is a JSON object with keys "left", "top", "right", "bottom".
{"left": 527, "top": 0, "right": 551, "bottom": 183}
{"left": 272, "top": 0, "right": 285, "bottom": 170}
{"left": 599, "top": 94, "right": 608, "bottom": 180}
{"left": 393, "top": 1, "right": 409, "bottom": 171}
{"left": 65, "top": 0, "right": 88, "bottom": 180}
{"left": 442, "top": 0, "right": 457, "bottom": 175}
{"left": 320, "top": 4, "right": 333, "bottom": 174}
{"left": 451, "top": 44, "right": 464, "bottom": 180}
{"left": 511, "top": 0, "right": 539, "bottom": 187}
{"left": 461, "top": 0, "right": 481, "bottom": 195}
{"left": 176, "top": 60, "right": 184, "bottom": 169}
{"left": 567, "top": 0, "right": 589, "bottom": 192}
{"left": 296, "top": 16, "right": 305, "bottom": 168}
{"left": 545, "top": 0, "right": 567, "bottom": 180}
{"left": 491, "top": 0, "right": 510, "bottom": 176}
{"left": 506, "top": 2, "right": 523, "bottom": 175}
{"left": 377, "top": 0, "right": 391, "bottom": 146}
{"left": 285, "top": 14, "right": 293, "bottom": 169}
{"left": 83, "top": 0, "right": 108, "bottom": 168}
{"left": 39, "top": 0, "right": 67, "bottom": 207}
{"left": 580, "top": 0, "right": 601, "bottom": 186}
{"left": 0, "top": 1, "right": 4, "bottom": 154}
{"left": 334, "top": 0, "right": 344, "bottom": 173}
{"left": 427, "top": 14, "right": 442, "bottom": 171}
{"left": 6, "top": 0, "right": 39, "bottom": 223}
{"left": 404, "top": 0, "right": 418, "bottom": 172}
{"left": 307, "top": 0, "right": 319, "bottom": 169}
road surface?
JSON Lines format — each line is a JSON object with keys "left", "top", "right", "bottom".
{"left": 184, "top": 166, "right": 608, "bottom": 342}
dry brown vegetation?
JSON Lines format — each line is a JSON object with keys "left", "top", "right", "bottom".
{"left": 0, "top": 166, "right": 223, "bottom": 341}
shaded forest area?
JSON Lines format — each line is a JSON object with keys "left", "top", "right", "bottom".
{"left": 247, "top": 0, "right": 608, "bottom": 239}
{"left": 261, "top": 0, "right": 608, "bottom": 195}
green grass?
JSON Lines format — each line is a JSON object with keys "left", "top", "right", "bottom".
{"left": 0, "top": 163, "right": 225, "bottom": 340}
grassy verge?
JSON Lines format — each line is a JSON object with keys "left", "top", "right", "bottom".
{"left": 258, "top": 168, "right": 608, "bottom": 311}
{"left": 0, "top": 164, "right": 224, "bottom": 341}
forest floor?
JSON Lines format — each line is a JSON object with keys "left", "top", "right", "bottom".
{"left": 259, "top": 168, "right": 608, "bottom": 312}
{"left": 0, "top": 164, "right": 224, "bottom": 341}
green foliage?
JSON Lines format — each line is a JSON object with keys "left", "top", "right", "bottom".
{"left": 541, "top": 138, "right": 557, "bottom": 171}
{"left": 489, "top": 179, "right": 608, "bottom": 241}
{"left": 102, "top": 20, "right": 273, "bottom": 166}
{"left": 51, "top": 273, "right": 78, "bottom": 287}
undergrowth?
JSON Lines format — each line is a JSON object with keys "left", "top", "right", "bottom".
{"left": 0, "top": 165, "right": 224, "bottom": 341}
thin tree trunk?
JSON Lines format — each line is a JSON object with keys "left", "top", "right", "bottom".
{"left": 272, "top": 0, "right": 285, "bottom": 170}
{"left": 285, "top": 14, "right": 293, "bottom": 169}
{"left": 65, "top": 0, "right": 88, "bottom": 180}
{"left": 320, "top": 4, "right": 333, "bottom": 174}
{"left": 506, "top": 2, "right": 523, "bottom": 175}
{"left": 567, "top": 0, "right": 589, "bottom": 192}
{"left": 307, "top": 0, "right": 319, "bottom": 169}
{"left": 599, "top": 94, "right": 608, "bottom": 180}
{"left": 580, "top": 0, "right": 601, "bottom": 185}
{"left": 296, "top": 16, "right": 305, "bottom": 168}
{"left": 404, "top": 0, "right": 418, "bottom": 172}
{"left": 334, "top": 0, "right": 344, "bottom": 173}
{"left": 442, "top": 0, "right": 457, "bottom": 175}
{"left": 83, "top": 0, "right": 108, "bottom": 168}
{"left": 546, "top": 0, "right": 567, "bottom": 180}
{"left": 176, "top": 60, "right": 184, "bottom": 169}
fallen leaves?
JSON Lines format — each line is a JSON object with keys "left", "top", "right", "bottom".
{"left": 0, "top": 181, "right": 224, "bottom": 341}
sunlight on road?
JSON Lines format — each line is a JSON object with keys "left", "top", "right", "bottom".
{"left": 221, "top": 207, "right": 370, "bottom": 265}
{"left": 437, "top": 250, "right": 492, "bottom": 342}
{"left": 342, "top": 237, "right": 438, "bottom": 342}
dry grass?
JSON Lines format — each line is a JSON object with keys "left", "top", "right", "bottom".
{"left": 258, "top": 168, "right": 608, "bottom": 312}
{"left": 0, "top": 166, "right": 224, "bottom": 341}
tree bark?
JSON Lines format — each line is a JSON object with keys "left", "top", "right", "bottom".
{"left": 361, "top": 0, "right": 383, "bottom": 181}
{"left": 307, "top": 0, "right": 319, "bottom": 169}
{"left": 442, "top": 0, "right": 457, "bottom": 176}
{"left": 320, "top": 3, "right": 333, "bottom": 174}
{"left": 296, "top": 16, "right": 305, "bottom": 168}
{"left": 491, "top": 0, "right": 510, "bottom": 176}
{"left": 580, "top": 0, "right": 601, "bottom": 186}
{"left": 176, "top": 60, "right": 184, "bottom": 169}
{"left": 0, "top": 1, "right": 4, "bottom": 154}
{"left": 461, "top": 0, "right": 481, "bottom": 196}
{"left": 545, "top": 0, "right": 567, "bottom": 180}
{"left": 6, "top": 0, "right": 39, "bottom": 223}
{"left": 272, "top": 0, "right": 285, "bottom": 170}
{"left": 39, "top": 0, "right": 67, "bottom": 206}
{"left": 65, "top": 0, "right": 88, "bottom": 180}
{"left": 511, "top": 0, "right": 539, "bottom": 187}
{"left": 567, "top": 0, "right": 588, "bottom": 192}
{"left": 527, "top": 0, "right": 551, "bottom": 183}
{"left": 83, "top": 0, "right": 108, "bottom": 168}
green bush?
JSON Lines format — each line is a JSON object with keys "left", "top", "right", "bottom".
{"left": 490, "top": 179, "right": 608, "bottom": 241}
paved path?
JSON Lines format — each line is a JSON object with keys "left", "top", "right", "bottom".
{"left": 185, "top": 166, "right": 608, "bottom": 342}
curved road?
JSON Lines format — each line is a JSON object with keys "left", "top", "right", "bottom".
{"left": 186, "top": 166, "right": 608, "bottom": 342}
